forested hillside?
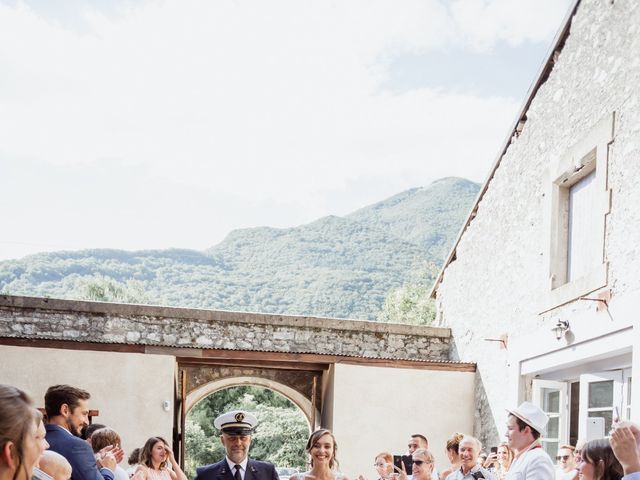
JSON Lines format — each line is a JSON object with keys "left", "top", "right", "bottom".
{"left": 0, "top": 177, "right": 479, "bottom": 321}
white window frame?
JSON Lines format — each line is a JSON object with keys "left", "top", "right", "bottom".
{"left": 533, "top": 379, "right": 569, "bottom": 457}
{"left": 544, "top": 113, "right": 614, "bottom": 311}
{"left": 578, "top": 371, "right": 623, "bottom": 440}
{"left": 623, "top": 368, "right": 632, "bottom": 421}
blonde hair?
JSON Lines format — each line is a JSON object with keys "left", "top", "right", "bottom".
{"left": 413, "top": 449, "right": 435, "bottom": 463}
{"left": 375, "top": 452, "right": 393, "bottom": 464}
{"left": 446, "top": 433, "right": 465, "bottom": 453}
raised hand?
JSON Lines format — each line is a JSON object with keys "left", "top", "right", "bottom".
{"left": 611, "top": 425, "right": 640, "bottom": 475}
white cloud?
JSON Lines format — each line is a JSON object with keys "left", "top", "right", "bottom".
{"left": 450, "top": 0, "right": 572, "bottom": 51}
{"left": 0, "top": 0, "right": 571, "bottom": 258}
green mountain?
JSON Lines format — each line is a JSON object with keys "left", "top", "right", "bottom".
{"left": 0, "top": 177, "right": 479, "bottom": 320}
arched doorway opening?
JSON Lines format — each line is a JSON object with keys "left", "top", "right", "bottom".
{"left": 183, "top": 382, "right": 312, "bottom": 479}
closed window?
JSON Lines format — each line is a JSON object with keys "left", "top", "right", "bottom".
{"left": 545, "top": 113, "right": 613, "bottom": 310}
{"left": 567, "top": 169, "right": 598, "bottom": 282}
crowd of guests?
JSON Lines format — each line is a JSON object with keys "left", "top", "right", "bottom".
{"left": 2, "top": 383, "right": 640, "bottom": 480}
{"left": 0, "top": 384, "right": 187, "bottom": 480}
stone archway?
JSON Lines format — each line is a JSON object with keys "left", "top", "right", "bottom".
{"left": 185, "top": 375, "right": 315, "bottom": 430}
{"left": 176, "top": 358, "right": 327, "bottom": 461}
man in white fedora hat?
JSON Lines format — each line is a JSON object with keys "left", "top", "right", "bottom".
{"left": 505, "top": 402, "right": 554, "bottom": 480}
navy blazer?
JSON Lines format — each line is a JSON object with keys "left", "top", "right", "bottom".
{"left": 194, "top": 459, "right": 279, "bottom": 480}
{"left": 45, "top": 424, "right": 115, "bottom": 480}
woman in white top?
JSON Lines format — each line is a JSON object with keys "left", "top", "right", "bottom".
{"left": 291, "top": 429, "right": 348, "bottom": 480}
{"left": 134, "top": 437, "right": 187, "bottom": 480}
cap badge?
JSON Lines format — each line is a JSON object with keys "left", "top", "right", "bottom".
{"left": 235, "top": 412, "right": 245, "bottom": 422}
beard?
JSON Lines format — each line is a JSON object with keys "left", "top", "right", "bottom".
{"left": 66, "top": 417, "right": 82, "bottom": 437}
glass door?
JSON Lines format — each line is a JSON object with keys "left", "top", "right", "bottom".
{"left": 533, "top": 379, "right": 569, "bottom": 459}
{"left": 578, "top": 371, "right": 623, "bottom": 440}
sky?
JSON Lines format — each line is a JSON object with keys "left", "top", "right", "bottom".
{"left": 0, "top": 0, "right": 573, "bottom": 261}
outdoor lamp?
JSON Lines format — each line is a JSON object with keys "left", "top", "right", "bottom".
{"left": 552, "top": 319, "right": 570, "bottom": 340}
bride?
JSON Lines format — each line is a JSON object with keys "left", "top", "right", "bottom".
{"left": 291, "top": 429, "right": 348, "bottom": 480}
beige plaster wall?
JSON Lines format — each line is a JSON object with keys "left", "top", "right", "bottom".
{"left": 0, "top": 345, "right": 175, "bottom": 465}
{"left": 330, "top": 364, "right": 475, "bottom": 479}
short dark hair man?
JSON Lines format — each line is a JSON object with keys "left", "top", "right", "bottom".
{"left": 505, "top": 402, "right": 554, "bottom": 480}
{"left": 407, "top": 435, "right": 429, "bottom": 454}
{"left": 194, "top": 410, "right": 279, "bottom": 480}
{"left": 44, "top": 385, "right": 117, "bottom": 480}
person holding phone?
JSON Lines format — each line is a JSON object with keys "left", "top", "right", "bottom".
{"left": 484, "top": 444, "right": 513, "bottom": 480}
{"left": 411, "top": 449, "right": 436, "bottom": 480}
{"left": 372, "top": 453, "right": 394, "bottom": 480}
{"left": 610, "top": 421, "right": 640, "bottom": 480}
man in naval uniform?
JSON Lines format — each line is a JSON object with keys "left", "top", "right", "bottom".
{"left": 194, "top": 410, "right": 279, "bottom": 480}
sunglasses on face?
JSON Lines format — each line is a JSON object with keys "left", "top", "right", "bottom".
{"left": 557, "top": 455, "right": 570, "bottom": 461}
{"left": 413, "top": 460, "right": 431, "bottom": 466}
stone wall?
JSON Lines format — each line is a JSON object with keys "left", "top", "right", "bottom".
{"left": 434, "top": 0, "right": 640, "bottom": 447}
{"left": 0, "top": 294, "right": 452, "bottom": 361}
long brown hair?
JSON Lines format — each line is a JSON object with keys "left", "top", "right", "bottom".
{"left": 140, "top": 436, "right": 170, "bottom": 469}
{"left": 0, "top": 385, "right": 40, "bottom": 480}
{"left": 306, "top": 429, "right": 339, "bottom": 470}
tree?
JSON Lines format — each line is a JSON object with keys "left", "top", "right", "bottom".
{"left": 76, "top": 275, "right": 154, "bottom": 304}
{"left": 377, "top": 263, "right": 438, "bottom": 325}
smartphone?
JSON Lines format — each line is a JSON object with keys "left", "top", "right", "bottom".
{"left": 490, "top": 446, "right": 498, "bottom": 454}
{"left": 393, "top": 455, "right": 413, "bottom": 475}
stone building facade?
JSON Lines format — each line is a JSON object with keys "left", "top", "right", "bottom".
{"left": 431, "top": 0, "right": 640, "bottom": 453}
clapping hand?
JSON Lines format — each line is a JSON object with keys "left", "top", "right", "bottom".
{"left": 611, "top": 423, "right": 640, "bottom": 475}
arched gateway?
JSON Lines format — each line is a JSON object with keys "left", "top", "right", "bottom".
{"left": 0, "top": 295, "right": 475, "bottom": 477}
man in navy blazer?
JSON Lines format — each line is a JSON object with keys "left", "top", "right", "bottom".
{"left": 194, "top": 410, "right": 279, "bottom": 480}
{"left": 44, "top": 385, "right": 118, "bottom": 480}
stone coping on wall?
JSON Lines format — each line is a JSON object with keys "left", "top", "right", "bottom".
{"left": 0, "top": 295, "right": 457, "bottom": 362}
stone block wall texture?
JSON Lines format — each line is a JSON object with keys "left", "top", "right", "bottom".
{"left": 434, "top": 0, "right": 640, "bottom": 447}
{"left": 0, "top": 295, "right": 452, "bottom": 361}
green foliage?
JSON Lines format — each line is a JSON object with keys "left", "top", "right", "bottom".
{"left": 77, "top": 275, "right": 154, "bottom": 304}
{"left": 377, "top": 263, "right": 439, "bottom": 325}
{"left": 184, "top": 387, "right": 308, "bottom": 479}
{"left": 0, "top": 178, "right": 479, "bottom": 321}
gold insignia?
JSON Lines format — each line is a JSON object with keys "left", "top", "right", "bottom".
{"left": 235, "top": 412, "right": 245, "bottom": 422}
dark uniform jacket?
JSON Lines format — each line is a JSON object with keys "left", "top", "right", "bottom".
{"left": 194, "top": 459, "right": 279, "bottom": 480}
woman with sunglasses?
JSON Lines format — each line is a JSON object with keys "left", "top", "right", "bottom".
{"left": 410, "top": 449, "right": 436, "bottom": 480}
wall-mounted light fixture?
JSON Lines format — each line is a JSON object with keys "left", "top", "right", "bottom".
{"left": 551, "top": 319, "right": 570, "bottom": 341}
{"left": 162, "top": 400, "right": 171, "bottom": 412}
